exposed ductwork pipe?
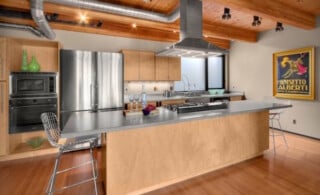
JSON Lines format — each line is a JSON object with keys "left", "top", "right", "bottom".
{"left": 30, "top": 0, "right": 180, "bottom": 40}
{"left": 31, "top": 0, "right": 56, "bottom": 39}
{"left": 47, "top": 0, "right": 180, "bottom": 23}
{"left": 0, "top": 22, "right": 44, "bottom": 37}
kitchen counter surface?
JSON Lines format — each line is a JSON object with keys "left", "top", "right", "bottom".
{"left": 61, "top": 100, "right": 291, "bottom": 138}
{"left": 124, "top": 92, "right": 244, "bottom": 103}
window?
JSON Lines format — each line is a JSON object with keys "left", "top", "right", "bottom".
{"left": 207, "top": 56, "right": 225, "bottom": 89}
{"left": 174, "top": 56, "right": 225, "bottom": 91}
{"left": 174, "top": 57, "right": 206, "bottom": 91}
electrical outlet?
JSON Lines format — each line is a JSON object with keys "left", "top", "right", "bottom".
{"left": 293, "top": 119, "right": 296, "bottom": 124}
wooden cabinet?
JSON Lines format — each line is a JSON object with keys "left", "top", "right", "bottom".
{"left": 168, "top": 57, "right": 181, "bottom": 80}
{"left": 155, "top": 56, "right": 181, "bottom": 81}
{"left": 161, "top": 99, "right": 186, "bottom": 106}
{"left": 0, "top": 82, "right": 9, "bottom": 156}
{"left": 139, "top": 51, "right": 155, "bottom": 80}
{"left": 123, "top": 50, "right": 155, "bottom": 81}
{"left": 230, "top": 96, "right": 243, "bottom": 101}
{"left": 0, "top": 36, "right": 60, "bottom": 161}
{"left": 0, "top": 37, "right": 7, "bottom": 81}
{"left": 10, "top": 38, "right": 59, "bottom": 72}
{"left": 123, "top": 50, "right": 139, "bottom": 80}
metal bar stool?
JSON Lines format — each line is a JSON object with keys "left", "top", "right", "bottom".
{"left": 41, "top": 112, "right": 99, "bottom": 195}
{"left": 269, "top": 110, "right": 289, "bottom": 153}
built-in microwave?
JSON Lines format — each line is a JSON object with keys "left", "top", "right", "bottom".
{"left": 10, "top": 72, "right": 56, "bottom": 97}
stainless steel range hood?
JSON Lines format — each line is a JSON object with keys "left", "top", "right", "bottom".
{"left": 157, "top": 0, "right": 228, "bottom": 58}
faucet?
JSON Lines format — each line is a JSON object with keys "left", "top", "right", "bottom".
{"left": 182, "top": 74, "right": 191, "bottom": 91}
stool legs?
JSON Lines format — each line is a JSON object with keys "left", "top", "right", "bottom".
{"left": 270, "top": 113, "right": 288, "bottom": 153}
{"left": 47, "top": 152, "right": 62, "bottom": 195}
{"left": 46, "top": 146, "right": 98, "bottom": 194}
{"left": 90, "top": 144, "right": 98, "bottom": 195}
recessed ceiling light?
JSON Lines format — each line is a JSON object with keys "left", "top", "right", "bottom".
{"left": 79, "top": 13, "right": 88, "bottom": 24}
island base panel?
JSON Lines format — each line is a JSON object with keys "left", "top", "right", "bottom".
{"left": 104, "top": 111, "right": 269, "bottom": 195}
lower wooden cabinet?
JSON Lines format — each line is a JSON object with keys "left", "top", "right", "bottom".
{"left": 0, "top": 82, "right": 9, "bottom": 156}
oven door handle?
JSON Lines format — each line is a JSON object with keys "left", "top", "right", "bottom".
{"left": 10, "top": 104, "right": 57, "bottom": 108}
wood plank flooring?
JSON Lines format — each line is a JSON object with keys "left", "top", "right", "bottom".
{"left": 0, "top": 130, "right": 319, "bottom": 195}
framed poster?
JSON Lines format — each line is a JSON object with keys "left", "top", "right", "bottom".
{"left": 273, "top": 46, "right": 315, "bottom": 100}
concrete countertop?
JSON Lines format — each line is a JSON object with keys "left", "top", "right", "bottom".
{"left": 61, "top": 100, "right": 291, "bottom": 138}
{"left": 124, "top": 92, "right": 244, "bottom": 103}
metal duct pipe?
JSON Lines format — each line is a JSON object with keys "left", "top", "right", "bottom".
{"left": 31, "top": 0, "right": 56, "bottom": 39}
{"left": 47, "top": 0, "right": 180, "bottom": 23}
{"left": 0, "top": 22, "right": 43, "bottom": 37}
{"left": 30, "top": 0, "right": 180, "bottom": 39}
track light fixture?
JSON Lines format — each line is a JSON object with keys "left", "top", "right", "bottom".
{"left": 222, "top": 8, "right": 231, "bottom": 20}
{"left": 252, "top": 16, "right": 261, "bottom": 26}
{"left": 275, "top": 22, "right": 284, "bottom": 32}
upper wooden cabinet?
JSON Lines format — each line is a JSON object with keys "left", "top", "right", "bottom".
{"left": 155, "top": 56, "right": 181, "bottom": 81}
{"left": 123, "top": 50, "right": 155, "bottom": 81}
{"left": 0, "top": 37, "right": 7, "bottom": 81}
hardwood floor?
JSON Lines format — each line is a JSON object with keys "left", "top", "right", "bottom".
{"left": 0, "top": 131, "right": 319, "bottom": 195}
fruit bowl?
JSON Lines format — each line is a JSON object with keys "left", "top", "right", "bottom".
{"left": 142, "top": 104, "right": 156, "bottom": 116}
{"left": 26, "top": 137, "right": 45, "bottom": 149}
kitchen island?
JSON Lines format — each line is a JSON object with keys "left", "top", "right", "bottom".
{"left": 62, "top": 100, "right": 291, "bottom": 195}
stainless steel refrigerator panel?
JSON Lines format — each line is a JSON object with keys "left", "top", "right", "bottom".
{"left": 60, "top": 50, "right": 96, "bottom": 112}
{"left": 96, "top": 52, "right": 123, "bottom": 109}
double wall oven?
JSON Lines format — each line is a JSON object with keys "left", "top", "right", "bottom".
{"left": 9, "top": 72, "right": 57, "bottom": 134}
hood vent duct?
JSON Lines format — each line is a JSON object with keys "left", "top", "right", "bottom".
{"left": 30, "top": 0, "right": 180, "bottom": 40}
{"left": 157, "top": 0, "right": 228, "bottom": 58}
{"left": 0, "top": 22, "right": 43, "bottom": 37}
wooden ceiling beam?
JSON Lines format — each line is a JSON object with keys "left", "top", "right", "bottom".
{"left": 210, "top": 0, "right": 316, "bottom": 29}
{"left": 203, "top": 23, "right": 257, "bottom": 42}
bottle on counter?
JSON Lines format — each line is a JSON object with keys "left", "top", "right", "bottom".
{"left": 141, "top": 85, "right": 147, "bottom": 109}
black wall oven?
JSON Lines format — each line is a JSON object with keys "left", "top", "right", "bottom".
{"left": 9, "top": 72, "right": 57, "bottom": 134}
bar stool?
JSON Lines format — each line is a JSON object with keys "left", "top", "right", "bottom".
{"left": 41, "top": 112, "right": 99, "bottom": 195}
{"left": 269, "top": 109, "right": 288, "bottom": 153}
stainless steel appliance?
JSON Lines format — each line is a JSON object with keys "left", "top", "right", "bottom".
{"left": 59, "top": 49, "right": 123, "bottom": 129}
{"left": 9, "top": 72, "right": 57, "bottom": 133}
{"left": 10, "top": 72, "right": 56, "bottom": 97}
{"left": 165, "top": 102, "right": 228, "bottom": 114}
{"left": 157, "top": 0, "right": 228, "bottom": 58}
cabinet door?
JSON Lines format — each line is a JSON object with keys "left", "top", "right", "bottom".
{"left": 155, "top": 56, "right": 169, "bottom": 80}
{"left": 123, "top": 50, "right": 140, "bottom": 81}
{"left": 0, "top": 38, "right": 7, "bottom": 81}
{"left": 0, "top": 82, "right": 9, "bottom": 156}
{"left": 168, "top": 57, "right": 181, "bottom": 81}
{"left": 139, "top": 51, "right": 155, "bottom": 81}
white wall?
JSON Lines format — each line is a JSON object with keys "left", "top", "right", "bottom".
{"left": 230, "top": 17, "right": 320, "bottom": 139}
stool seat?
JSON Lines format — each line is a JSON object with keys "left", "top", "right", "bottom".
{"left": 41, "top": 112, "right": 99, "bottom": 195}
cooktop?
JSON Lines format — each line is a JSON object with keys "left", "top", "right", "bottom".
{"left": 165, "top": 102, "right": 228, "bottom": 114}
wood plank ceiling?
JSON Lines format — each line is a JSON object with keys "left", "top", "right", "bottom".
{"left": 0, "top": 0, "right": 319, "bottom": 49}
